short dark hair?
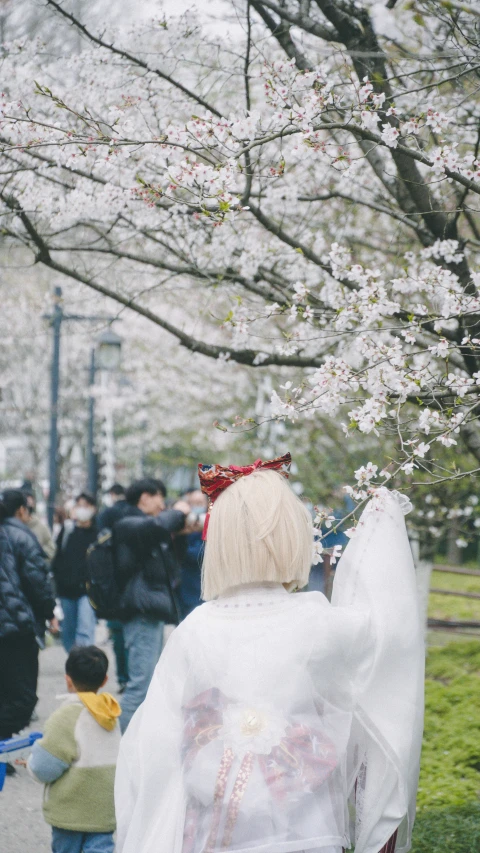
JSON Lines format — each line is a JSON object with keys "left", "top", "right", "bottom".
{"left": 76, "top": 492, "right": 97, "bottom": 507}
{"left": 0, "top": 488, "right": 27, "bottom": 519}
{"left": 107, "top": 483, "right": 125, "bottom": 497}
{"left": 65, "top": 646, "right": 108, "bottom": 692}
{"left": 126, "top": 477, "right": 166, "bottom": 506}
{"left": 21, "top": 483, "right": 34, "bottom": 499}
{"left": 152, "top": 478, "right": 167, "bottom": 498}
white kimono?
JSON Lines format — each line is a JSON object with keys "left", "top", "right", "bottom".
{"left": 115, "top": 489, "right": 424, "bottom": 853}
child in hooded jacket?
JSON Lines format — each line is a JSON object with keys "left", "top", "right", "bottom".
{"left": 28, "top": 645, "right": 121, "bottom": 853}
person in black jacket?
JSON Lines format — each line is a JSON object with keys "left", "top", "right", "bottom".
{"left": 0, "top": 490, "right": 57, "bottom": 747}
{"left": 113, "top": 478, "right": 188, "bottom": 731}
{"left": 52, "top": 493, "right": 98, "bottom": 652}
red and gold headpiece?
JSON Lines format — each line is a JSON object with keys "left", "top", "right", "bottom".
{"left": 198, "top": 452, "right": 291, "bottom": 540}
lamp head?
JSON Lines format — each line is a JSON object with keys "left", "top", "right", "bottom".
{"left": 96, "top": 328, "right": 122, "bottom": 371}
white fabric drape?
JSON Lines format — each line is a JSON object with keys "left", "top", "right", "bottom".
{"left": 331, "top": 489, "right": 424, "bottom": 853}
{"left": 115, "top": 490, "right": 424, "bottom": 853}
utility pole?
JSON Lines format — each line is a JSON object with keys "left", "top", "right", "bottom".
{"left": 46, "top": 287, "right": 63, "bottom": 529}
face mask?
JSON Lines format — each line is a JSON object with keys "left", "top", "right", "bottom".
{"left": 190, "top": 505, "right": 206, "bottom": 517}
{"left": 75, "top": 506, "right": 94, "bottom": 523}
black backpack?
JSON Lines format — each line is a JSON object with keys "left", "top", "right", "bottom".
{"left": 86, "top": 529, "right": 121, "bottom": 619}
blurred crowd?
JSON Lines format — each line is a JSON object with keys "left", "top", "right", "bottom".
{"left": 0, "top": 477, "right": 208, "bottom": 760}
{"left": 0, "top": 474, "right": 352, "bottom": 761}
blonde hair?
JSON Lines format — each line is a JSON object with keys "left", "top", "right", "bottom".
{"left": 201, "top": 469, "right": 312, "bottom": 600}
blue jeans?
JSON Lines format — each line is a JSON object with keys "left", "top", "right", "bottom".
{"left": 119, "top": 616, "right": 164, "bottom": 733}
{"left": 51, "top": 827, "right": 114, "bottom": 853}
{"left": 60, "top": 596, "right": 97, "bottom": 653}
{"left": 107, "top": 620, "right": 128, "bottom": 685}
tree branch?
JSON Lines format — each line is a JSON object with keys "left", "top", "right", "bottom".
{"left": 250, "top": 0, "right": 311, "bottom": 70}
{"left": 47, "top": 243, "right": 284, "bottom": 303}
{"left": 297, "top": 190, "right": 430, "bottom": 237}
{"left": 44, "top": 0, "right": 223, "bottom": 118}
{"left": 0, "top": 191, "right": 326, "bottom": 369}
{"left": 252, "top": 0, "right": 339, "bottom": 42}
{"left": 247, "top": 200, "right": 347, "bottom": 281}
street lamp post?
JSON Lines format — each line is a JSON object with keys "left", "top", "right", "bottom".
{"left": 86, "top": 329, "right": 122, "bottom": 497}
{"left": 46, "top": 287, "right": 63, "bottom": 529}
{"left": 44, "top": 289, "right": 121, "bottom": 527}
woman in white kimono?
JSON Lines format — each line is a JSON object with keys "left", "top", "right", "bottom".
{"left": 115, "top": 454, "right": 424, "bottom": 853}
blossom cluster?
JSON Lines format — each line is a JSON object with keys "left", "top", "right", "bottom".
{"left": 1, "top": 7, "right": 480, "bottom": 546}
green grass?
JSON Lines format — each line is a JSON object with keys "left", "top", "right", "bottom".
{"left": 411, "top": 804, "right": 480, "bottom": 853}
{"left": 410, "top": 640, "right": 480, "bottom": 852}
{"left": 428, "top": 569, "right": 480, "bottom": 622}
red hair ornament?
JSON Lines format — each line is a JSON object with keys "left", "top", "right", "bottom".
{"left": 198, "top": 452, "right": 292, "bottom": 540}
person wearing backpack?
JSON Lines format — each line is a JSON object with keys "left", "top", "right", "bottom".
{"left": 52, "top": 493, "right": 98, "bottom": 653}
{"left": 111, "top": 478, "right": 188, "bottom": 732}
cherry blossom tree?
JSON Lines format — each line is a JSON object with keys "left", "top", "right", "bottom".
{"left": 0, "top": 248, "right": 265, "bottom": 498}
{"left": 2, "top": 0, "right": 480, "bottom": 542}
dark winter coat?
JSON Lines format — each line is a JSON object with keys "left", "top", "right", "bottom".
{"left": 0, "top": 519, "right": 55, "bottom": 640}
{"left": 176, "top": 531, "right": 204, "bottom": 618}
{"left": 52, "top": 523, "right": 98, "bottom": 599}
{"left": 113, "top": 507, "right": 185, "bottom": 623}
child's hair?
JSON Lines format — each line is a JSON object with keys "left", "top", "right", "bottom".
{"left": 66, "top": 646, "right": 108, "bottom": 692}
{"left": 201, "top": 469, "right": 313, "bottom": 600}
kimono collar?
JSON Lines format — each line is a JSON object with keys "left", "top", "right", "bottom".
{"left": 218, "top": 582, "right": 289, "bottom": 600}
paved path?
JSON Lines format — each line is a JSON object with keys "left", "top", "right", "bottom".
{"left": 0, "top": 626, "right": 118, "bottom": 853}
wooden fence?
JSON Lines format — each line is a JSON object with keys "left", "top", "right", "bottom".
{"left": 324, "top": 558, "right": 480, "bottom": 633}
{"left": 427, "top": 564, "right": 480, "bottom": 633}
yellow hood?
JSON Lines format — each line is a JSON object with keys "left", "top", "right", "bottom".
{"left": 77, "top": 692, "right": 121, "bottom": 731}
